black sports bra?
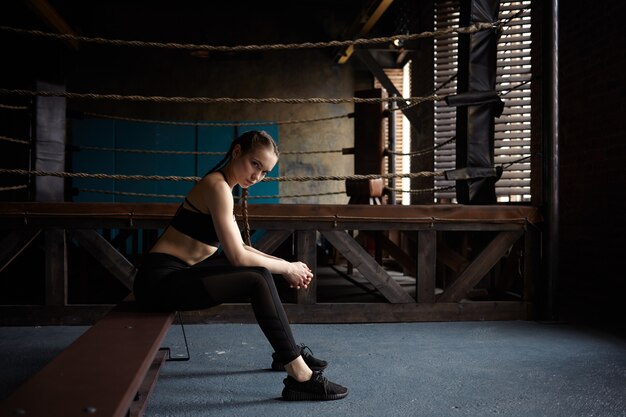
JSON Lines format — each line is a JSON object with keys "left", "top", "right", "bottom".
{"left": 168, "top": 171, "right": 227, "bottom": 246}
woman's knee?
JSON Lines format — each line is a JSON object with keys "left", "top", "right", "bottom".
{"left": 247, "top": 267, "right": 274, "bottom": 287}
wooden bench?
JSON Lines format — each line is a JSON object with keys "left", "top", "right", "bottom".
{"left": 0, "top": 297, "right": 176, "bottom": 417}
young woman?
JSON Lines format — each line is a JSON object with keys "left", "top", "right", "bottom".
{"left": 133, "top": 130, "right": 348, "bottom": 401}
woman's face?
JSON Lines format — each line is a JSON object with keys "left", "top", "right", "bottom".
{"left": 231, "top": 144, "right": 278, "bottom": 189}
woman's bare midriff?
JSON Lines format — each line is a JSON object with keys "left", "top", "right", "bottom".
{"left": 150, "top": 227, "right": 218, "bottom": 265}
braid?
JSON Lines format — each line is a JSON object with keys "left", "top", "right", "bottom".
{"left": 241, "top": 188, "right": 251, "bottom": 246}
{"left": 202, "top": 130, "right": 277, "bottom": 245}
{"left": 207, "top": 154, "right": 229, "bottom": 175}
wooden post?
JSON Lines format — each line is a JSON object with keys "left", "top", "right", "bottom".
{"left": 45, "top": 229, "right": 67, "bottom": 306}
{"left": 523, "top": 225, "right": 540, "bottom": 317}
{"left": 354, "top": 89, "right": 384, "bottom": 176}
{"left": 417, "top": 230, "right": 437, "bottom": 303}
{"left": 296, "top": 230, "right": 317, "bottom": 305}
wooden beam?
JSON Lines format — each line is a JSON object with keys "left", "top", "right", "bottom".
{"left": 438, "top": 230, "right": 524, "bottom": 302}
{"left": 337, "top": 0, "right": 395, "bottom": 64}
{"left": 69, "top": 229, "right": 136, "bottom": 290}
{"left": 253, "top": 229, "right": 292, "bottom": 254}
{"left": 23, "top": 0, "right": 80, "bottom": 50}
{"left": 0, "top": 203, "right": 543, "bottom": 229}
{"left": 180, "top": 301, "right": 529, "bottom": 323}
{"left": 0, "top": 301, "right": 531, "bottom": 325}
{"left": 362, "top": 230, "right": 416, "bottom": 276}
{"left": 354, "top": 48, "right": 422, "bottom": 129}
{"left": 495, "top": 238, "right": 524, "bottom": 294}
{"left": 322, "top": 230, "right": 414, "bottom": 303}
{"left": 0, "top": 229, "right": 41, "bottom": 274}
{"left": 437, "top": 241, "right": 471, "bottom": 273}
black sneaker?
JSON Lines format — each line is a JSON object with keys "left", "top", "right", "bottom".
{"left": 271, "top": 344, "right": 328, "bottom": 371}
{"left": 282, "top": 370, "right": 348, "bottom": 401}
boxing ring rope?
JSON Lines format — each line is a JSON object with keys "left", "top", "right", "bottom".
{"left": 70, "top": 145, "right": 344, "bottom": 156}
{"left": 0, "top": 103, "right": 29, "bottom": 111}
{"left": 80, "top": 111, "right": 353, "bottom": 127}
{"left": 0, "top": 184, "right": 28, "bottom": 192}
{"left": 74, "top": 188, "right": 347, "bottom": 201}
{"left": 2, "top": 164, "right": 508, "bottom": 202}
{"left": 0, "top": 168, "right": 443, "bottom": 183}
{"left": 0, "top": 21, "right": 500, "bottom": 52}
{"left": 0, "top": 135, "right": 30, "bottom": 146}
{"left": 0, "top": 88, "right": 441, "bottom": 106}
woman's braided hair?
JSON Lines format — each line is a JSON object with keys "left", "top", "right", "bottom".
{"left": 206, "top": 130, "right": 279, "bottom": 245}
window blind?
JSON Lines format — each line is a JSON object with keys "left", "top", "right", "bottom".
{"left": 433, "top": 0, "right": 532, "bottom": 202}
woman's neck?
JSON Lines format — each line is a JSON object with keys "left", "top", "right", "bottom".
{"left": 219, "top": 165, "right": 235, "bottom": 190}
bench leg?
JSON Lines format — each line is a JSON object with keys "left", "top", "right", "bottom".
{"left": 129, "top": 349, "right": 168, "bottom": 417}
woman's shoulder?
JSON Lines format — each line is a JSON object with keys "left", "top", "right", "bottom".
{"left": 197, "top": 171, "right": 229, "bottom": 191}
{"left": 190, "top": 172, "right": 232, "bottom": 209}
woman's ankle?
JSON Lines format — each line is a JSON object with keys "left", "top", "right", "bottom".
{"left": 285, "top": 356, "right": 313, "bottom": 382}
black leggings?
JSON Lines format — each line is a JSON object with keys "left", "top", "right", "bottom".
{"left": 133, "top": 252, "right": 301, "bottom": 364}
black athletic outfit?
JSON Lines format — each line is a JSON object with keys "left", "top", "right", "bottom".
{"left": 133, "top": 172, "right": 301, "bottom": 364}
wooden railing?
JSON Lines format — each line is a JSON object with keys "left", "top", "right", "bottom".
{"left": 0, "top": 203, "right": 541, "bottom": 324}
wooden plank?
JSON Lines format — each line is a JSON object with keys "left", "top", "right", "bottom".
{"left": 322, "top": 230, "right": 414, "bottom": 303}
{"left": 0, "top": 202, "right": 543, "bottom": 224}
{"left": 0, "top": 229, "right": 41, "bottom": 273}
{"left": 0, "top": 300, "right": 174, "bottom": 417}
{"left": 296, "top": 230, "right": 317, "bottom": 305}
{"left": 438, "top": 230, "right": 524, "bottom": 302}
{"left": 69, "top": 229, "right": 135, "bottom": 290}
{"left": 0, "top": 203, "right": 541, "bottom": 233}
{"left": 45, "top": 229, "right": 67, "bottom": 306}
{"left": 253, "top": 229, "right": 293, "bottom": 254}
{"left": 417, "top": 230, "right": 437, "bottom": 303}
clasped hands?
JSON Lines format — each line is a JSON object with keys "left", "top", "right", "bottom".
{"left": 285, "top": 261, "right": 314, "bottom": 290}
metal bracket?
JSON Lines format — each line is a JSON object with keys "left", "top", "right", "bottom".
{"left": 160, "top": 311, "right": 190, "bottom": 362}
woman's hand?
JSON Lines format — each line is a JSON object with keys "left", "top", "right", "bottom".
{"left": 284, "top": 261, "right": 314, "bottom": 289}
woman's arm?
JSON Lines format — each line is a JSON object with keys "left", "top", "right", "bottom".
{"left": 201, "top": 178, "right": 312, "bottom": 288}
{"left": 243, "top": 243, "right": 283, "bottom": 261}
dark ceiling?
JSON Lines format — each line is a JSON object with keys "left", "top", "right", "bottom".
{"left": 0, "top": 0, "right": 428, "bottom": 90}
{"left": 1, "top": 0, "right": 422, "bottom": 46}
